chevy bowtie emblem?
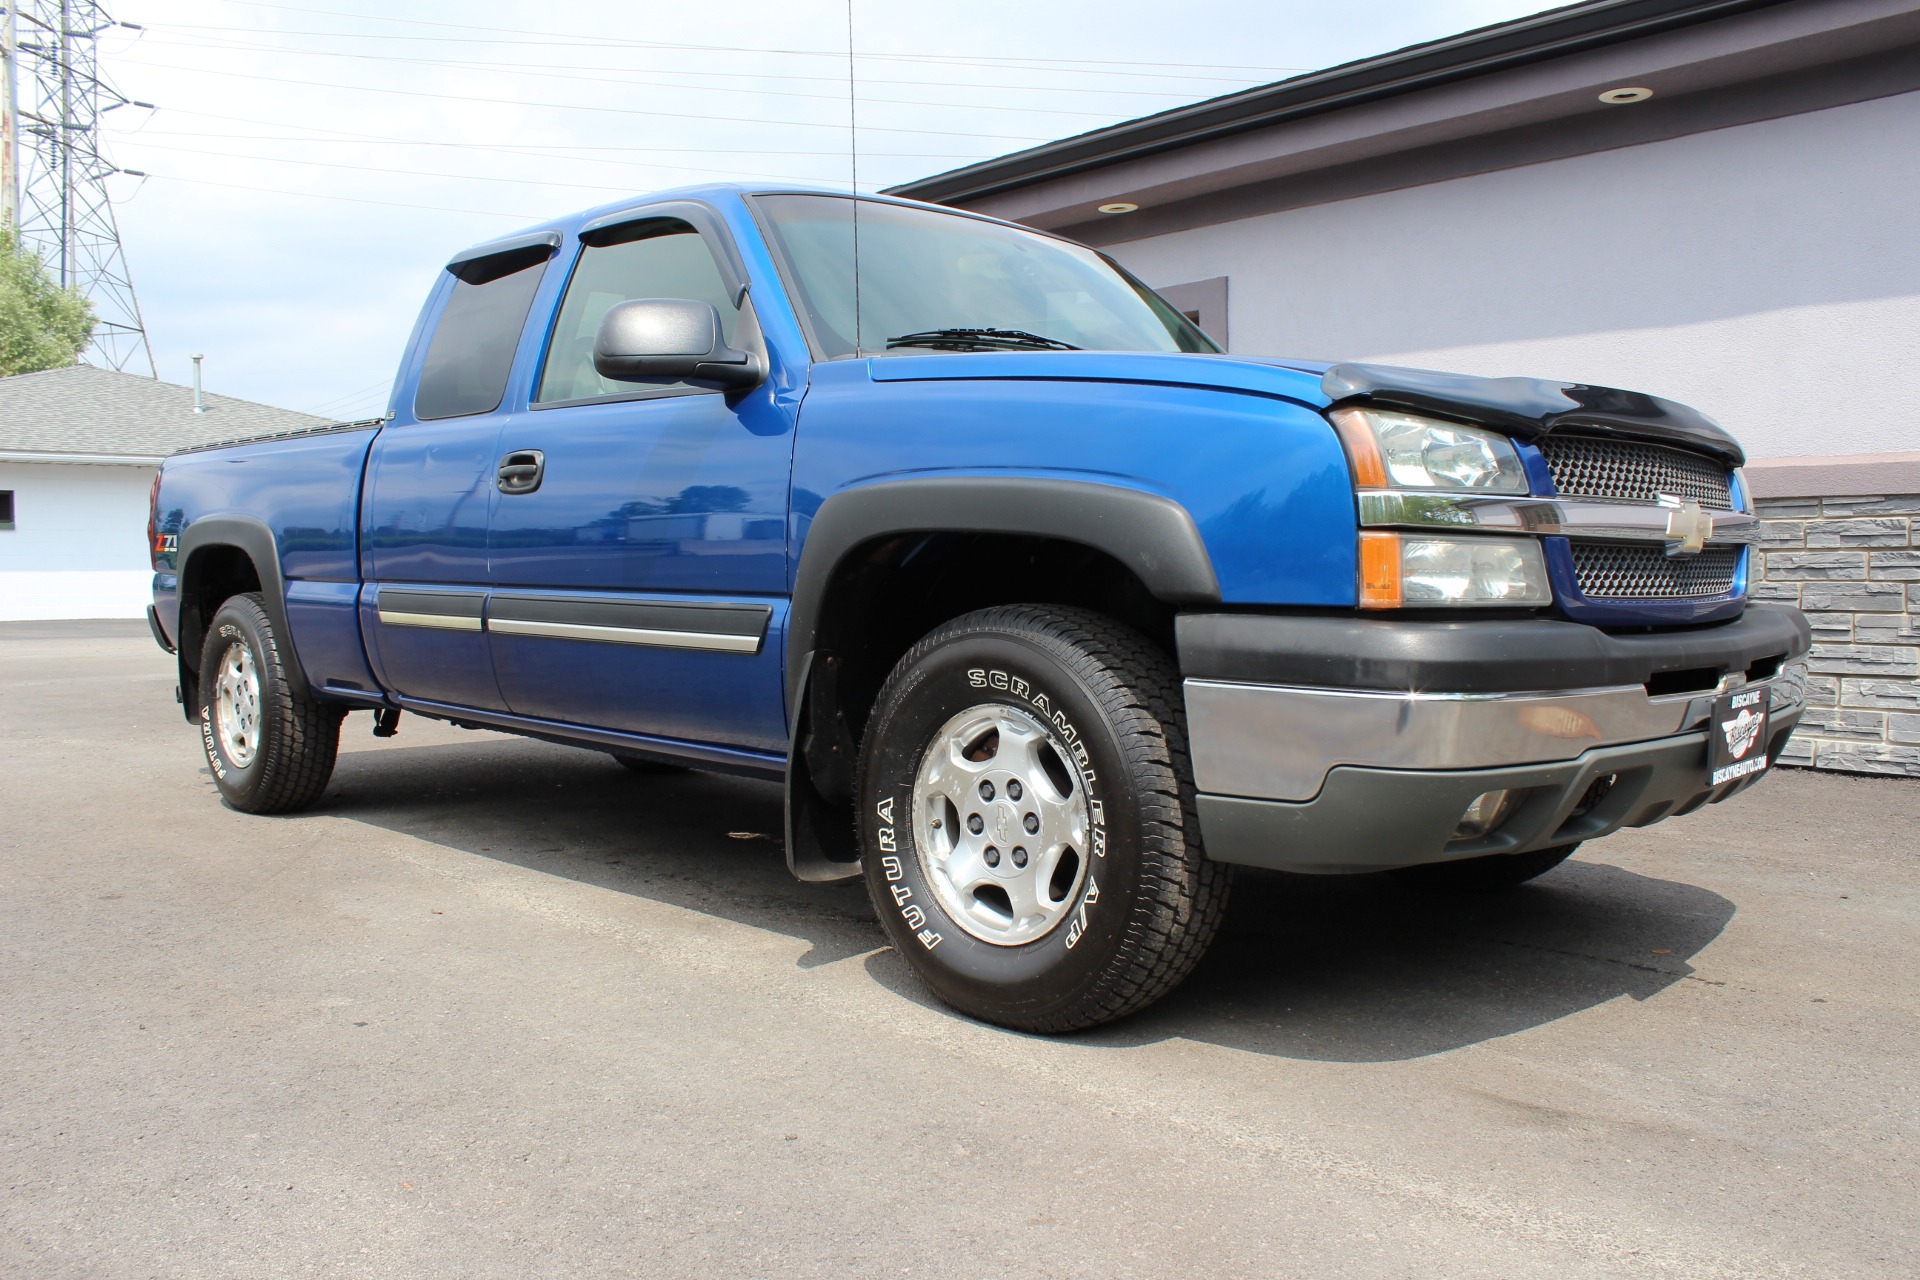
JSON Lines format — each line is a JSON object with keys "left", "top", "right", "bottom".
{"left": 1659, "top": 494, "right": 1713, "bottom": 556}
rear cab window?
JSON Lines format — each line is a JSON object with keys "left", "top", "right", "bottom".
{"left": 414, "top": 241, "right": 556, "bottom": 421}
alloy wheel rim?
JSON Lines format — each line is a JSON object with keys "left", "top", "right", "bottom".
{"left": 910, "top": 702, "right": 1092, "bottom": 946}
{"left": 213, "top": 640, "right": 262, "bottom": 768}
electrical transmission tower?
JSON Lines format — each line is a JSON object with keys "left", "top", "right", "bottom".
{"left": 2, "top": 2, "right": 154, "bottom": 376}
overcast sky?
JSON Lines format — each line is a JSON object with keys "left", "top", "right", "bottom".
{"left": 94, "top": 0, "right": 1563, "bottom": 418}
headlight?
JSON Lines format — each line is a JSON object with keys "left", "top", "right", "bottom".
{"left": 1332, "top": 407, "right": 1529, "bottom": 493}
{"left": 1359, "top": 532, "right": 1549, "bottom": 609}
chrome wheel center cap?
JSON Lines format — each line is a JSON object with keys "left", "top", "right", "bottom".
{"left": 990, "top": 800, "right": 1016, "bottom": 852}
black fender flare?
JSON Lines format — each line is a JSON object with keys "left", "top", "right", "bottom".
{"left": 175, "top": 515, "right": 312, "bottom": 709}
{"left": 781, "top": 476, "right": 1220, "bottom": 882}
{"left": 786, "top": 475, "right": 1220, "bottom": 718}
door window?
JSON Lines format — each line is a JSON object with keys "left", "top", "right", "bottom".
{"left": 414, "top": 244, "right": 554, "bottom": 421}
{"left": 536, "top": 219, "right": 741, "bottom": 405}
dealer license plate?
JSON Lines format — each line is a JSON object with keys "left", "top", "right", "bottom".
{"left": 1708, "top": 687, "right": 1770, "bottom": 786}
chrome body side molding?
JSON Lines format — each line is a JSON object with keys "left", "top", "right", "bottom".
{"left": 373, "top": 588, "right": 487, "bottom": 632}
{"left": 372, "top": 587, "right": 773, "bottom": 653}
{"left": 486, "top": 617, "right": 762, "bottom": 652}
{"left": 375, "top": 610, "right": 484, "bottom": 632}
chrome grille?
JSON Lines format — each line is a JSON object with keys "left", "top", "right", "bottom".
{"left": 1540, "top": 435, "right": 1733, "bottom": 509}
{"left": 1570, "top": 542, "right": 1742, "bottom": 599}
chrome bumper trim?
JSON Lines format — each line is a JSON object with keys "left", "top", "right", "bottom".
{"left": 1356, "top": 491, "right": 1761, "bottom": 549}
{"left": 1185, "top": 662, "right": 1806, "bottom": 803}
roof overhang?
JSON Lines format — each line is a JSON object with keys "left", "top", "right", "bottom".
{"left": 888, "top": 0, "right": 1920, "bottom": 243}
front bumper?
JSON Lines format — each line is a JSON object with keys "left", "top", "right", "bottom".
{"left": 1179, "top": 605, "right": 1810, "bottom": 874}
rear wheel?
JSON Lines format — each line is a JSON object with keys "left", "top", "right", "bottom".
{"left": 856, "top": 605, "right": 1230, "bottom": 1033}
{"left": 1390, "top": 843, "right": 1579, "bottom": 891}
{"left": 197, "top": 593, "right": 343, "bottom": 814}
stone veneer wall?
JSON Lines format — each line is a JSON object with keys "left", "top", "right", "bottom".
{"left": 1751, "top": 493, "right": 1920, "bottom": 776}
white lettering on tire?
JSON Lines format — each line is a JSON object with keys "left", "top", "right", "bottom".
{"left": 200, "top": 707, "right": 227, "bottom": 780}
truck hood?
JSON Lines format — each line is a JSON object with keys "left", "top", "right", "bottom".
{"left": 1323, "top": 362, "right": 1744, "bottom": 465}
{"left": 866, "top": 352, "right": 1744, "bottom": 465}
{"left": 866, "top": 350, "right": 1332, "bottom": 405}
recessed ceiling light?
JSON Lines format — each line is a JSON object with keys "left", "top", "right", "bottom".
{"left": 1097, "top": 202, "right": 1139, "bottom": 215}
{"left": 1598, "top": 86, "right": 1654, "bottom": 104}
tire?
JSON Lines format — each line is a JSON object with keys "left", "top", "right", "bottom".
{"left": 609, "top": 752, "right": 688, "bottom": 776}
{"left": 855, "top": 604, "right": 1230, "bottom": 1033}
{"left": 1389, "top": 843, "right": 1580, "bottom": 891}
{"left": 196, "top": 593, "right": 343, "bottom": 814}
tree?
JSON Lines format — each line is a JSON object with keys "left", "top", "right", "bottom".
{"left": 0, "top": 229, "right": 96, "bottom": 377}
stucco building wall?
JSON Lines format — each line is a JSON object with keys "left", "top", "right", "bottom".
{"left": 1106, "top": 89, "right": 1920, "bottom": 463}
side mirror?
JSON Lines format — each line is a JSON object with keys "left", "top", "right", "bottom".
{"left": 592, "top": 298, "right": 765, "bottom": 392}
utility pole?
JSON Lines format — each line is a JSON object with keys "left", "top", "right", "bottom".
{"left": 4, "top": 1, "right": 153, "bottom": 375}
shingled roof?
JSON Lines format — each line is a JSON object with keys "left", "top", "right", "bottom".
{"left": 0, "top": 364, "right": 329, "bottom": 462}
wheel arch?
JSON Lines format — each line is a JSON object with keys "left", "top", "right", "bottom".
{"left": 782, "top": 476, "right": 1220, "bottom": 882}
{"left": 174, "top": 516, "right": 310, "bottom": 716}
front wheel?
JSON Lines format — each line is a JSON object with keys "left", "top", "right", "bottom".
{"left": 197, "top": 593, "right": 343, "bottom": 814}
{"left": 856, "top": 605, "right": 1230, "bottom": 1033}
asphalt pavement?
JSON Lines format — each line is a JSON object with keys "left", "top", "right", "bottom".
{"left": 3, "top": 619, "right": 1916, "bottom": 1279}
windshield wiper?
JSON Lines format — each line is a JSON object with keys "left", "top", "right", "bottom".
{"left": 884, "top": 327, "right": 1080, "bottom": 353}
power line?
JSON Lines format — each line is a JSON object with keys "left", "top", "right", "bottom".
{"left": 204, "top": 0, "right": 1309, "bottom": 77}
{"left": 115, "top": 57, "right": 1058, "bottom": 142}
{"left": 114, "top": 125, "right": 995, "bottom": 161}
{"left": 145, "top": 171, "right": 540, "bottom": 219}
{"left": 141, "top": 24, "right": 1277, "bottom": 84}
{"left": 127, "top": 34, "right": 1138, "bottom": 119}
{"left": 117, "top": 138, "right": 862, "bottom": 190}
{"left": 140, "top": 27, "right": 1228, "bottom": 98}
{"left": 303, "top": 376, "right": 392, "bottom": 416}
{"left": 103, "top": 110, "right": 1000, "bottom": 195}
{"left": 152, "top": 25, "right": 1279, "bottom": 86}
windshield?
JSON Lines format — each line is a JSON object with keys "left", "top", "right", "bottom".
{"left": 753, "top": 194, "right": 1219, "bottom": 359}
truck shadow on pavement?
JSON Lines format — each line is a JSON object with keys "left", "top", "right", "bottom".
{"left": 1066, "top": 859, "right": 1736, "bottom": 1061}
{"left": 323, "top": 734, "right": 1736, "bottom": 1064}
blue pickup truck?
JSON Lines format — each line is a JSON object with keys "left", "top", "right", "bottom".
{"left": 148, "top": 184, "right": 1810, "bottom": 1031}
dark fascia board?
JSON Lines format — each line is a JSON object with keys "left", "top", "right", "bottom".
{"left": 1050, "top": 37, "right": 1920, "bottom": 246}
{"left": 886, "top": 0, "right": 1792, "bottom": 205}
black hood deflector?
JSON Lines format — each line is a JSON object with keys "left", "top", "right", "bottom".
{"left": 1321, "top": 363, "right": 1744, "bottom": 466}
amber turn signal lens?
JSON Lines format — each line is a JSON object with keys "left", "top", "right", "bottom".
{"left": 1358, "top": 531, "right": 1402, "bottom": 609}
{"left": 1329, "top": 407, "right": 1388, "bottom": 489}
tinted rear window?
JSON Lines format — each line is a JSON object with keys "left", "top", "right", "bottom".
{"left": 415, "top": 245, "right": 552, "bottom": 420}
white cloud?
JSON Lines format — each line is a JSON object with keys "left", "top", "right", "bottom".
{"left": 94, "top": 0, "right": 1561, "bottom": 418}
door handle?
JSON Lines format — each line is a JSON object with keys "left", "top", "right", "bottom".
{"left": 497, "top": 449, "right": 544, "bottom": 494}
